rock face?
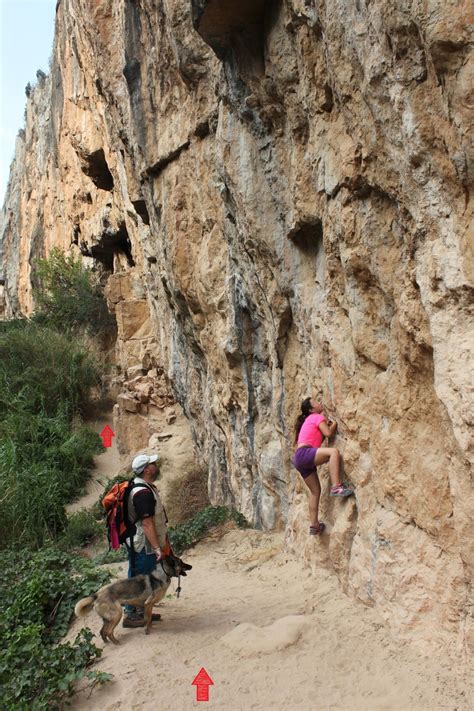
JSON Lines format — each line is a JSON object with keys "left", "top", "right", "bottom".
{"left": 0, "top": 0, "right": 472, "bottom": 653}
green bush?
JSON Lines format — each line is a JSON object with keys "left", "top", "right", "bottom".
{"left": 92, "top": 547, "right": 128, "bottom": 565}
{"left": 0, "top": 322, "right": 99, "bottom": 418}
{"left": 59, "top": 510, "right": 103, "bottom": 549}
{"left": 169, "top": 505, "right": 249, "bottom": 555}
{"left": 0, "top": 322, "right": 103, "bottom": 548}
{"left": 0, "top": 547, "right": 113, "bottom": 709}
{"left": 32, "top": 247, "right": 115, "bottom": 339}
{"left": 0, "top": 414, "right": 102, "bottom": 548}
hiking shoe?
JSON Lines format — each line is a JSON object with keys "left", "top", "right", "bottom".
{"left": 122, "top": 613, "right": 161, "bottom": 628}
{"left": 309, "top": 522, "right": 326, "bottom": 535}
{"left": 330, "top": 484, "right": 354, "bottom": 497}
{"left": 122, "top": 616, "right": 145, "bottom": 628}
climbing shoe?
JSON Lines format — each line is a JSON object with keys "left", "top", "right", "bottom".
{"left": 330, "top": 484, "right": 354, "bottom": 497}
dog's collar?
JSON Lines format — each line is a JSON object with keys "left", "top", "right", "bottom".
{"left": 158, "top": 559, "right": 182, "bottom": 597}
{"left": 159, "top": 558, "right": 171, "bottom": 577}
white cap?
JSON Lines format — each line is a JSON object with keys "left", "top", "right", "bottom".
{"left": 132, "top": 453, "right": 159, "bottom": 474}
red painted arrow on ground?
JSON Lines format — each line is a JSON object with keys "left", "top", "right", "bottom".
{"left": 191, "top": 667, "right": 214, "bottom": 701}
{"left": 99, "top": 425, "right": 115, "bottom": 448}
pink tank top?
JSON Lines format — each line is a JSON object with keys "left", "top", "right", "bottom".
{"left": 297, "top": 413, "right": 326, "bottom": 448}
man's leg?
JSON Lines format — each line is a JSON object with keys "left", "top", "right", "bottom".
{"left": 124, "top": 548, "right": 157, "bottom": 621}
{"left": 124, "top": 547, "right": 147, "bottom": 618}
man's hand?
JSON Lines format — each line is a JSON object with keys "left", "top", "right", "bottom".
{"left": 154, "top": 547, "right": 163, "bottom": 561}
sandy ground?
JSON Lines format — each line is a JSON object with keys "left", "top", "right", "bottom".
{"left": 68, "top": 529, "right": 472, "bottom": 711}
{"left": 66, "top": 421, "right": 473, "bottom": 710}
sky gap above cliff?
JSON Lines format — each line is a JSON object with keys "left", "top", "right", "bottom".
{"left": 0, "top": 0, "right": 56, "bottom": 203}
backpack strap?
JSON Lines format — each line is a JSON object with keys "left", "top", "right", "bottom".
{"left": 129, "top": 479, "right": 156, "bottom": 504}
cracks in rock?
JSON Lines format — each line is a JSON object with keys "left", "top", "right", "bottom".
{"left": 386, "top": 20, "right": 428, "bottom": 85}
{"left": 144, "top": 141, "right": 191, "bottom": 179}
{"left": 193, "top": 109, "right": 218, "bottom": 139}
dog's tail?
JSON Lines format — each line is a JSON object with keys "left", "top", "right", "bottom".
{"left": 74, "top": 594, "right": 97, "bottom": 618}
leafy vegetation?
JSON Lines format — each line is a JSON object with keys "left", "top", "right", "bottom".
{"left": 169, "top": 505, "right": 249, "bottom": 555}
{"left": 0, "top": 252, "right": 116, "bottom": 706}
{"left": 0, "top": 320, "right": 99, "bottom": 417}
{"left": 0, "top": 322, "right": 103, "bottom": 549}
{"left": 91, "top": 547, "right": 128, "bottom": 565}
{"left": 32, "top": 247, "right": 115, "bottom": 339}
{"left": 59, "top": 509, "right": 104, "bottom": 550}
{"left": 0, "top": 547, "right": 113, "bottom": 710}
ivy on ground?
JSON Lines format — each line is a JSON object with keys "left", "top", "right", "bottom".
{"left": 0, "top": 547, "right": 114, "bottom": 710}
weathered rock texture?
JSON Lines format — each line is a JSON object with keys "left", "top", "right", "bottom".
{"left": 0, "top": 0, "right": 473, "bottom": 654}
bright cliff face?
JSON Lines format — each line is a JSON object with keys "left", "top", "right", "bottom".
{"left": 0, "top": 0, "right": 472, "bottom": 652}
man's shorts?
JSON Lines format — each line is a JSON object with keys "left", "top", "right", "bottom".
{"left": 292, "top": 446, "right": 318, "bottom": 479}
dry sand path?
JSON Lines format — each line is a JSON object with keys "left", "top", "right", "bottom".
{"left": 67, "top": 423, "right": 472, "bottom": 710}
{"left": 68, "top": 534, "right": 472, "bottom": 711}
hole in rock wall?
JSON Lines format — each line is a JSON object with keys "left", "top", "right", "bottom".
{"left": 81, "top": 149, "right": 114, "bottom": 191}
{"left": 288, "top": 218, "right": 323, "bottom": 254}
{"left": 132, "top": 199, "right": 150, "bottom": 225}
{"left": 192, "top": 0, "right": 268, "bottom": 61}
{"left": 88, "top": 222, "right": 135, "bottom": 273}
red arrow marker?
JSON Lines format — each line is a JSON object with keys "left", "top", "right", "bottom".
{"left": 99, "top": 425, "right": 115, "bottom": 448}
{"left": 191, "top": 667, "right": 214, "bottom": 701}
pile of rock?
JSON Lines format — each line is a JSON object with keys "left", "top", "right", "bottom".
{"left": 117, "top": 365, "right": 175, "bottom": 416}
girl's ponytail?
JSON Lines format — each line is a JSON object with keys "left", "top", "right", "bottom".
{"left": 294, "top": 397, "right": 313, "bottom": 443}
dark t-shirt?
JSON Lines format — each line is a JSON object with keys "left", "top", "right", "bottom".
{"left": 133, "top": 488, "right": 155, "bottom": 519}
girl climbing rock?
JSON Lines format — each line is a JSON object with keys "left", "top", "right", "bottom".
{"left": 292, "top": 397, "right": 353, "bottom": 536}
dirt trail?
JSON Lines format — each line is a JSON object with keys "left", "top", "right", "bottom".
{"left": 66, "top": 416, "right": 121, "bottom": 514}
{"left": 66, "top": 425, "right": 472, "bottom": 710}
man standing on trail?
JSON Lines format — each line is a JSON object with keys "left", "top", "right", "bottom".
{"left": 123, "top": 453, "right": 170, "bottom": 628}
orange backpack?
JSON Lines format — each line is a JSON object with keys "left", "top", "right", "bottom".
{"left": 102, "top": 479, "right": 142, "bottom": 549}
{"left": 102, "top": 479, "right": 173, "bottom": 556}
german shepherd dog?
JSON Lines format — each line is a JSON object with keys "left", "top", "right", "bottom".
{"left": 74, "top": 554, "right": 192, "bottom": 643}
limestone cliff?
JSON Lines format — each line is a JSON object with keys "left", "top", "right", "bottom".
{"left": 0, "top": 0, "right": 472, "bottom": 654}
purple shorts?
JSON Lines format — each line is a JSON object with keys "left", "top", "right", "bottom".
{"left": 292, "top": 446, "right": 317, "bottom": 478}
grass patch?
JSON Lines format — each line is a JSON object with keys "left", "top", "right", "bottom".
{"left": 169, "top": 505, "right": 249, "bottom": 555}
{"left": 164, "top": 465, "right": 209, "bottom": 525}
{"left": 92, "top": 547, "right": 128, "bottom": 565}
{"left": 59, "top": 510, "right": 104, "bottom": 550}
{"left": 0, "top": 321, "right": 99, "bottom": 418}
{"left": 0, "top": 321, "right": 103, "bottom": 548}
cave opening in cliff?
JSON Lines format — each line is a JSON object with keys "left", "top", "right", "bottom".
{"left": 288, "top": 218, "right": 323, "bottom": 254}
{"left": 81, "top": 148, "right": 114, "bottom": 191}
{"left": 89, "top": 222, "right": 135, "bottom": 273}
{"left": 192, "top": 0, "right": 268, "bottom": 63}
{"left": 132, "top": 199, "right": 150, "bottom": 225}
